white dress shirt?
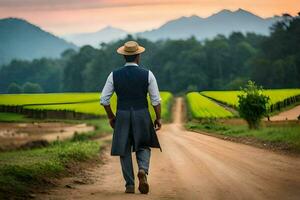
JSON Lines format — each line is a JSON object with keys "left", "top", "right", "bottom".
{"left": 100, "top": 62, "right": 161, "bottom": 106}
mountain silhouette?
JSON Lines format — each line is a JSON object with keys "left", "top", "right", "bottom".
{"left": 63, "top": 26, "right": 128, "bottom": 47}
{"left": 0, "top": 18, "right": 77, "bottom": 65}
{"left": 137, "top": 8, "right": 281, "bottom": 40}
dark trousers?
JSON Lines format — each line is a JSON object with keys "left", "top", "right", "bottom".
{"left": 120, "top": 132, "right": 151, "bottom": 187}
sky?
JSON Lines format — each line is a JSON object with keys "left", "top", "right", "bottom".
{"left": 0, "top": 0, "right": 299, "bottom": 35}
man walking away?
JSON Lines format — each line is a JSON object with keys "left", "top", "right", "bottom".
{"left": 100, "top": 41, "right": 162, "bottom": 194}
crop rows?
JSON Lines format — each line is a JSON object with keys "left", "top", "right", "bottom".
{"left": 0, "top": 93, "right": 99, "bottom": 106}
{"left": 186, "top": 92, "right": 234, "bottom": 119}
{"left": 0, "top": 92, "right": 173, "bottom": 120}
{"left": 201, "top": 89, "right": 300, "bottom": 109}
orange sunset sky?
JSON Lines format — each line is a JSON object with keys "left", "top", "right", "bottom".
{"left": 0, "top": 0, "right": 299, "bottom": 35}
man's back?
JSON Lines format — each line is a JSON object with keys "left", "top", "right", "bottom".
{"left": 113, "top": 65, "right": 149, "bottom": 110}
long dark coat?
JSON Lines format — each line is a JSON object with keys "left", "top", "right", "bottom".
{"left": 111, "top": 108, "right": 161, "bottom": 156}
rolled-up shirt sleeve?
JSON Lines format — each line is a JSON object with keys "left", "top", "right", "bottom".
{"left": 148, "top": 70, "right": 161, "bottom": 106}
{"left": 100, "top": 72, "right": 114, "bottom": 106}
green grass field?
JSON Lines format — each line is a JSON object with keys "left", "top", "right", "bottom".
{"left": 201, "top": 89, "right": 300, "bottom": 108}
{"left": 0, "top": 93, "right": 99, "bottom": 106}
{"left": 0, "top": 112, "right": 28, "bottom": 122}
{"left": 186, "top": 92, "right": 234, "bottom": 119}
{"left": 0, "top": 92, "right": 173, "bottom": 120}
{"left": 23, "top": 94, "right": 116, "bottom": 116}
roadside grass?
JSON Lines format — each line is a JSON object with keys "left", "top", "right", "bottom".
{"left": 0, "top": 116, "right": 112, "bottom": 198}
{"left": 0, "top": 138, "right": 104, "bottom": 198}
{"left": 0, "top": 112, "right": 30, "bottom": 122}
{"left": 186, "top": 121, "right": 300, "bottom": 152}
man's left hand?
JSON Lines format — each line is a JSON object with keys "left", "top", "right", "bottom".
{"left": 154, "top": 118, "right": 162, "bottom": 131}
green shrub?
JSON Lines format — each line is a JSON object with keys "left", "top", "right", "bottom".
{"left": 238, "top": 81, "right": 269, "bottom": 129}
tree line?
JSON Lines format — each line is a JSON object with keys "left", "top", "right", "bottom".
{"left": 0, "top": 13, "right": 299, "bottom": 94}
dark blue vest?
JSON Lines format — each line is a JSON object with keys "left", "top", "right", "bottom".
{"left": 113, "top": 65, "right": 149, "bottom": 110}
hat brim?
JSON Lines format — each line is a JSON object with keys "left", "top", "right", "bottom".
{"left": 117, "top": 46, "right": 145, "bottom": 55}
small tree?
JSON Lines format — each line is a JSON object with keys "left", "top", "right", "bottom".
{"left": 7, "top": 82, "right": 23, "bottom": 94}
{"left": 23, "top": 82, "right": 43, "bottom": 93}
{"left": 238, "top": 81, "right": 269, "bottom": 129}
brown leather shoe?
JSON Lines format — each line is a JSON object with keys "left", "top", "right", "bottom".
{"left": 137, "top": 169, "right": 149, "bottom": 194}
{"left": 125, "top": 185, "right": 135, "bottom": 193}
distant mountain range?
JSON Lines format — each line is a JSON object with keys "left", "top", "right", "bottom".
{"left": 137, "top": 9, "right": 281, "bottom": 41}
{"left": 0, "top": 9, "right": 282, "bottom": 64}
{"left": 64, "top": 8, "right": 282, "bottom": 46}
{"left": 0, "top": 18, "right": 77, "bottom": 65}
{"left": 63, "top": 26, "right": 128, "bottom": 47}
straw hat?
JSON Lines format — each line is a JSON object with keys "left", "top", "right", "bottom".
{"left": 117, "top": 41, "right": 145, "bottom": 55}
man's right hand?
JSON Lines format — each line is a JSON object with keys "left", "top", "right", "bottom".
{"left": 103, "top": 105, "right": 116, "bottom": 129}
{"left": 154, "top": 118, "right": 162, "bottom": 131}
{"left": 109, "top": 117, "right": 116, "bottom": 129}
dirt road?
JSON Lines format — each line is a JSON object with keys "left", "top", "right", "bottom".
{"left": 270, "top": 104, "right": 300, "bottom": 121}
{"left": 38, "top": 98, "right": 300, "bottom": 200}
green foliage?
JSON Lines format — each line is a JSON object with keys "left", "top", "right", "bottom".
{"left": 0, "top": 58, "right": 63, "bottom": 93}
{"left": 250, "top": 15, "right": 300, "bottom": 88}
{"left": 238, "top": 81, "right": 269, "bottom": 129}
{"left": 63, "top": 46, "right": 98, "bottom": 92}
{"left": 186, "top": 92, "right": 234, "bottom": 119}
{"left": 7, "top": 82, "right": 22, "bottom": 94}
{"left": 22, "top": 82, "right": 43, "bottom": 93}
{"left": 224, "top": 78, "right": 248, "bottom": 90}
